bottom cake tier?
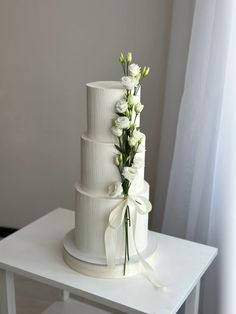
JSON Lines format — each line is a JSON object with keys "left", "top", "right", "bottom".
{"left": 74, "top": 182, "right": 150, "bottom": 263}
{"left": 63, "top": 229, "right": 157, "bottom": 278}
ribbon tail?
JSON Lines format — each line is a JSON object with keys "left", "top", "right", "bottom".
{"left": 136, "top": 248, "right": 163, "bottom": 288}
{"left": 105, "top": 199, "right": 127, "bottom": 267}
{"left": 131, "top": 211, "right": 163, "bottom": 288}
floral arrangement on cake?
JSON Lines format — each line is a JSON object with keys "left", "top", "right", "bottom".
{"left": 107, "top": 52, "right": 151, "bottom": 274}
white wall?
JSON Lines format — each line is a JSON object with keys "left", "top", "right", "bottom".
{"left": 0, "top": 0, "right": 172, "bottom": 228}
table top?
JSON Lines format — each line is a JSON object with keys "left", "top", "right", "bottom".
{"left": 0, "top": 208, "right": 217, "bottom": 314}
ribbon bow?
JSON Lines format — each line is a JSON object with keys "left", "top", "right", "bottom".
{"left": 104, "top": 195, "right": 163, "bottom": 288}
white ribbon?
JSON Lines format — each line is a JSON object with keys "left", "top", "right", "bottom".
{"left": 104, "top": 195, "right": 163, "bottom": 288}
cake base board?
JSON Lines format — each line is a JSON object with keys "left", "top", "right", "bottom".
{"left": 63, "top": 229, "right": 157, "bottom": 278}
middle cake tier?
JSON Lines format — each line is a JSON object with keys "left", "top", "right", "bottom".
{"left": 80, "top": 134, "right": 146, "bottom": 196}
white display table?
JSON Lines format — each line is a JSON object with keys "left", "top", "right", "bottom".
{"left": 0, "top": 208, "right": 217, "bottom": 314}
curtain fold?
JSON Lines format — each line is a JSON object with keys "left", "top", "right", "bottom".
{"left": 157, "top": 0, "right": 236, "bottom": 313}
{"left": 151, "top": 0, "right": 194, "bottom": 231}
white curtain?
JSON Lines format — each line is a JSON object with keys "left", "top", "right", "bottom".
{"left": 158, "top": 0, "right": 236, "bottom": 313}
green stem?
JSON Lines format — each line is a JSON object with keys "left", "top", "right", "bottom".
{"left": 130, "top": 142, "right": 141, "bottom": 166}
{"left": 133, "top": 113, "right": 138, "bottom": 125}
{"left": 118, "top": 136, "right": 122, "bottom": 151}
{"left": 126, "top": 207, "right": 130, "bottom": 260}
{"left": 123, "top": 205, "right": 130, "bottom": 275}
{"left": 122, "top": 63, "right": 126, "bottom": 75}
{"left": 127, "top": 206, "right": 131, "bottom": 227}
{"left": 123, "top": 227, "right": 127, "bottom": 275}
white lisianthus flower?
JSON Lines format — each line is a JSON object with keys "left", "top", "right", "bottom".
{"left": 115, "top": 99, "right": 128, "bottom": 113}
{"left": 133, "top": 155, "right": 144, "bottom": 168}
{"left": 133, "top": 130, "right": 143, "bottom": 142}
{"left": 121, "top": 76, "right": 138, "bottom": 90}
{"left": 115, "top": 116, "right": 130, "bottom": 129}
{"left": 111, "top": 126, "right": 122, "bottom": 137}
{"left": 122, "top": 167, "right": 137, "bottom": 181}
{"left": 108, "top": 182, "right": 123, "bottom": 198}
{"left": 128, "top": 136, "right": 138, "bottom": 147}
{"left": 128, "top": 95, "right": 140, "bottom": 105}
{"left": 128, "top": 63, "right": 141, "bottom": 77}
{"left": 134, "top": 103, "right": 144, "bottom": 113}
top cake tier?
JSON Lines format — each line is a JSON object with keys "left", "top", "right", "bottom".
{"left": 86, "top": 81, "right": 140, "bottom": 142}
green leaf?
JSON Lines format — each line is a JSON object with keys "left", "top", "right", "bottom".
{"left": 115, "top": 144, "right": 123, "bottom": 153}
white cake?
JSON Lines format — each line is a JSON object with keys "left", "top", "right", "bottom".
{"left": 63, "top": 80, "right": 158, "bottom": 279}
{"left": 74, "top": 81, "right": 150, "bottom": 263}
{"left": 63, "top": 55, "right": 160, "bottom": 283}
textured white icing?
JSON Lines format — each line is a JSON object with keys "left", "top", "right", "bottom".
{"left": 80, "top": 134, "right": 145, "bottom": 196}
{"left": 75, "top": 182, "right": 149, "bottom": 259}
{"left": 87, "top": 81, "right": 140, "bottom": 142}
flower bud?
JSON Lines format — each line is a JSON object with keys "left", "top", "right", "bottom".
{"left": 135, "top": 103, "right": 144, "bottom": 113}
{"left": 135, "top": 72, "right": 141, "bottom": 81}
{"left": 128, "top": 136, "right": 137, "bottom": 147}
{"left": 119, "top": 52, "right": 125, "bottom": 64}
{"left": 114, "top": 155, "right": 120, "bottom": 166}
{"left": 144, "top": 67, "right": 150, "bottom": 76}
{"left": 142, "top": 66, "right": 147, "bottom": 76}
{"left": 127, "top": 52, "right": 132, "bottom": 63}
{"left": 128, "top": 95, "right": 140, "bottom": 105}
{"left": 130, "top": 123, "right": 137, "bottom": 133}
{"left": 138, "top": 138, "right": 143, "bottom": 145}
{"left": 128, "top": 103, "right": 133, "bottom": 110}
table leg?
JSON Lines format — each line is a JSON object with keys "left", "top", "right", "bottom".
{"left": 184, "top": 280, "right": 200, "bottom": 314}
{"left": 0, "top": 270, "right": 16, "bottom": 314}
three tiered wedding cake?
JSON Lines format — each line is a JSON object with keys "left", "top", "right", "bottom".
{"left": 63, "top": 53, "right": 158, "bottom": 279}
